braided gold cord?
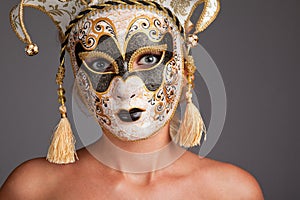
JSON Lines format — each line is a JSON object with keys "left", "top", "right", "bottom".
{"left": 19, "top": 0, "right": 40, "bottom": 56}
{"left": 112, "top": 0, "right": 127, "bottom": 4}
{"left": 19, "top": 0, "right": 32, "bottom": 45}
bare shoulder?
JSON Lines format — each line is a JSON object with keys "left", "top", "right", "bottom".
{"left": 0, "top": 158, "right": 57, "bottom": 199}
{"left": 0, "top": 148, "right": 102, "bottom": 199}
{"left": 182, "top": 152, "right": 264, "bottom": 199}
{"left": 0, "top": 151, "right": 88, "bottom": 200}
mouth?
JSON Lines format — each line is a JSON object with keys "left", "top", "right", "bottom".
{"left": 117, "top": 108, "right": 145, "bottom": 122}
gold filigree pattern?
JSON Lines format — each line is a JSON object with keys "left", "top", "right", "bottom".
{"left": 88, "top": 0, "right": 220, "bottom": 34}
{"left": 126, "top": 15, "right": 170, "bottom": 44}
{"left": 77, "top": 17, "right": 116, "bottom": 50}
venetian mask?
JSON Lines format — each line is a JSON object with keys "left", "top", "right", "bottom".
{"left": 68, "top": 7, "right": 185, "bottom": 141}
{"left": 10, "top": 0, "right": 221, "bottom": 164}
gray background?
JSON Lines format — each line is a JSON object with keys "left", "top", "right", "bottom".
{"left": 0, "top": 0, "right": 299, "bottom": 199}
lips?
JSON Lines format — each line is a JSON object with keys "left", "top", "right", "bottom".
{"left": 117, "top": 108, "right": 145, "bottom": 122}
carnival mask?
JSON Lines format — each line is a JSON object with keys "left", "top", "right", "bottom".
{"left": 69, "top": 8, "right": 184, "bottom": 141}
{"left": 10, "top": 0, "right": 220, "bottom": 163}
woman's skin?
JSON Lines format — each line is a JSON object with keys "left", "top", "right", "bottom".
{"left": 0, "top": 121, "right": 263, "bottom": 199}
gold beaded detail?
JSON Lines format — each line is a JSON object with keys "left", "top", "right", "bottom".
{"left": 25, "top": 43, "right": 39, "bottom": 56}
{"left": 56, "top": 65, "right": 67, "bottom": 108}
{"left": 187, "top": 34, "right": 199, "bottom": 48}
{"left": 56, "top": 65, "right": 65, "bottom": 85}
{"left": 185, "top": 55, "right": 196, "bottom": 85}
{"left": 57, "top": 86, "right": 66, "bottom": 106}
{"left": 184, "top": 55, "right": 196, "bottom": 103}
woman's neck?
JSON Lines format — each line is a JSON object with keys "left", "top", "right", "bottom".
{"left": 86, "top": 123, "right": 186, "bottom": 173}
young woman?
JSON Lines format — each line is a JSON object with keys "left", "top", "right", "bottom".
{"left": 0, "top": 0, "right": 263, "bottom": 199}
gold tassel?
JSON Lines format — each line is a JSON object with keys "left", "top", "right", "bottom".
{"left": 46, "top": 105, "right": 78, "bottom": 164}
{"left": 173, "top": 55, "right": 206, "bottom": 148}
{"left": 47, "top": 64, "right": 78, "bottom": 164}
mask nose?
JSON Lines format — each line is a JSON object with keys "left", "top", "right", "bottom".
{"left": 112, "top": 76, "right": 144, "bottom": 101}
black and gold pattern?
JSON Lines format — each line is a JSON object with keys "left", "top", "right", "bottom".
{"left": 71, "top": 6, "right": 184, "bottom": 135}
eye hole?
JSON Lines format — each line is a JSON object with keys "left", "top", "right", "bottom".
{"left": 135, "top": 53, "right": 163, "bottom": 70}
{"left": 79, "top": 51, "right": 118, "bottom": 74}
{"left": 85, "top": 58, "right": 115, "bottom": 73}
{"left": 91, "top": 58, "right": 110, "bottom": 72}
{"left": 138, "top": 54, "right": 159, "bottom": 65}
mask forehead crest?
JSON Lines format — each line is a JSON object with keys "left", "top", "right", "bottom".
{"left": 89, "top": 0, "right": 220, "bottom": 34}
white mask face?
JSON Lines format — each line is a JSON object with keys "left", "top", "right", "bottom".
{"left": 68, "top": 7, "right": 184, "bottom": 141}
